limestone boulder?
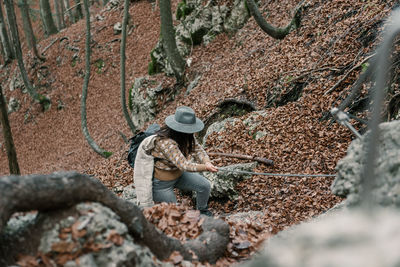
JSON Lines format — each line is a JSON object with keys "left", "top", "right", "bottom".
{"left": 243, "top": 207, "right": 400, "bottom": 267}
{"left": 331, "top": 120, "right": 400, "bottom": 207}
{"left": 203, "top": 162, "right": 258, "bottom": 200}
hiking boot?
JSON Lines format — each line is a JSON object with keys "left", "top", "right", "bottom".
{"left": 200, "top": 209, "right": 213, "bottom": 217}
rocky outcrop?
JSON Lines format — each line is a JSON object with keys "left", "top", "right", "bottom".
{"left": 129, "top": 76, "right": 178, "bottom": 130}
{"left": 202, "top": 111, "right": 269, "bottom": 145}
{"left": 331, "top": 120, "right": 400, "bottom": 207}
{"left": 203, "top": 162, "right": 258, "bottom": 200}
{"left": 149, "top": 0, "right": 250, "bottom": 77}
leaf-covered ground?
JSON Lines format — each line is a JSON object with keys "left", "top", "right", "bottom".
{"left": 0, "top": 0, "right": 395, "bottom": 265}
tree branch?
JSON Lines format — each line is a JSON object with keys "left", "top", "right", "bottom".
{"left": 208, "top": 152, "right": 274, "bottom": 166}
{"left": 246, "top": 0, "right": 303, "bottom": 39}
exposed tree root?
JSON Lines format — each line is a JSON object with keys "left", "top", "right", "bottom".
{"left": 0, "top": 172, "right": 230, "bottom": 263}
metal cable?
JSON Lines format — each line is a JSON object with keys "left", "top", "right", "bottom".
{"left": 218, "top": 168, "right": 336, "bottom": 178}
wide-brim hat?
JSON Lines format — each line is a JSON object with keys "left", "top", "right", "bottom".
{"left": 165, "top": 106, "right": 204, "bottom": 134}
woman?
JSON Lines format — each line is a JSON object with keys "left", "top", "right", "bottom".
{"left": 152, "top": 106, "right": 218, "bottom": 216}
{"left": 134, "top": 106, "right": 218, "bottom": 216}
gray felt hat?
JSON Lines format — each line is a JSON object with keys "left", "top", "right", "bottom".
{"left": 165, "top": 106, "right": 204, "bottom": 134}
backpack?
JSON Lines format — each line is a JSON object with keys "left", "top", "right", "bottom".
{"left": 127, "top": 123, "right": 160, "bottom": 168}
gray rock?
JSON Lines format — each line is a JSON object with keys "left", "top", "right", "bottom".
{"left": 331, "top": 120, "right": 400, "bottom": 207}
{"left": 113, "top": 22, "right": 122, "bottom": 35}
{"left": 226, "top": 211, "right": 264, "bottom": 225}
{"left": 203, "top": 162, "right": 258, "bottom": 200}
{"left": 243, "top": 207, "right": 400, "bottom": 267}
{"left": 202, "top": 117, "right": 239, "bottom": 145}
{"left": 9, "top": 73, "right": 24, "bottom": 92}
{"left": 37, "top": 202, "right": 159, "bottom": 266}
{"left": 121, "top": 183, "right": 137, "bottom": 204}
{"left": 150, "top": 0, "right": 250, "bottom": 77}
{"left": 223, "top": 0, "right": 250, "bottom": 33}
{"left": 129, "top": 76, "right": 165, "bottom": 130}
{"left": 7, "top": 97, "right": 20, "bottom": 114}
{"left": 185, "top": 74, "right": 202, "bottom": 96}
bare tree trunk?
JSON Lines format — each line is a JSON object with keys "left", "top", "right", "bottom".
{"left": 59, "top": 0, "right": 66, "bottom": 28}
{"left": 73, "top": 0, "right": 83, "bottom": 21}
{"left": 39, "top": 0, "right": 58, "bottom": 36}
{"left": 64, "top": 0, "right": 74, "bottom": 24}
{"left": 81, "top": 0, "right": 111, "bottom": 158}
{"left": 120, "top": 0, "right": 136, "bottom": 134}
{"left": 53, "top": 0, "right": 61, "bottom": 30}
{"left": 246, "top": 0, "right": 302, "bottom": 39}
{"left": 4, "top": 0, "right": 50, "bottom": 108}
{"left": 0, "top": 172, "right": 230, "bottom": 262}
{"left": 0, "top": 2, "right": 13, "bottom": 63}
{"left": 159, "top": 0, "right": 185, "bottom": 81}
{"left": 0, "top": 85, "right": 20, "bottom": 175}
{"left": 17, "top": 0, "right": 45, "bottom": 61}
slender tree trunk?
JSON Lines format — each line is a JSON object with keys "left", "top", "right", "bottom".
{"left": 59, "top": 0, "right": 66, "bottom": 28}
{"left": 159, "top": 0, "right": 185, "bottom": 81}
{"left": 39, "top": 0, "right": 58, "bottom": 36}
{"left": 81, "top": 0, "right": 111, "bottom": 158}
{"left": 53, "top": 0, "right": 62, "bottom": 30}
{"left": 0, "top": 85, "right": 20, "bottom": 175}
{"left": 73, "top": 0, "right": 83, "bottom": 21}
{"left": 17, "top": 0, "right": 45, "bottom": 60}
{"left": 120, "top": 0, "right": 135, "bottom": 134}
{"left": 64, "top": 0, "right": 74, "bottom": 24}
{"left": 246, "top": 0, "right": 302, "bottom": 39}
{"left": 0, "top": 2, "right": 13, "bottom": 63}
{"left": 4, "top": 0, "right": 37, "bottom": 100}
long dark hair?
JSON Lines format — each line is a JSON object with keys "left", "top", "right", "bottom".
{"left": 156, "top": 125, "right": 195, "bottom": 157}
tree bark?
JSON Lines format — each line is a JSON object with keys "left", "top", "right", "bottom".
{"left": 59, "top": 0, "right": 66, "bottom": 28}
{"left": 0, "top": 85, "right": 20, "bottom": 175}
{"left": 64, "top": 0, "right": 75, "bottom": 24}
{"left": 159, "top": 0, "right": 185, "bottom": 81}
{"left": 17, "top": 0, "right": 45, "bottom": 60}
{"left": 0, "top": 2, "right": 14, "bottom": 63}
{"left": 81, "top": 0, "right": 111, "bottom": 158}
{"left": 0, "top": 172, "right": 230, "bottom": 263}
{"left": 4, "top": 0, "right": 50, "bottom": 107}
{"left": 53, "top": 0, "right": 63, "bottom": 30}
{"left": 39, "top": 0, "right": 58, "bottom": 36}
{"left": 120, "top": 0, "right": 136, "bottom": 134}
{"left": 246, "top": 0, "right": 302, "bottom": 39}
{"left": 208, "top": 152, "right": 274, "bottom": 166}
{"left": 73, "top": 0, "right": 83, "bottom": 21}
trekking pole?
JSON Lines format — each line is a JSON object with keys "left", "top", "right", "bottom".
{"left": 208, "top": 152, "right": 274, "bottom": 166}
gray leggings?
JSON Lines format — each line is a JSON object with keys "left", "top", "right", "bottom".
{"left": 152, "top": 172, "right": 211, "bottom": 210}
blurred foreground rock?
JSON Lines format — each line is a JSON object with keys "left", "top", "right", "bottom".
{"left": 243, "top": 207, "right": 400, "bottom": 267}
{"left": 0, "top": 203, "right": 160, "bottom": 266}
{"left": 331, "top": 120, "right": 400, "bottom": 207}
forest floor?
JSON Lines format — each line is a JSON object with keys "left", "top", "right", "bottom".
{"left": 0, "top": 0, "right": 395, "bottom": 265}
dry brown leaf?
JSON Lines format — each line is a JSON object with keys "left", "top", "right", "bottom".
{"left": 16, "top": 254, "right": 38, "bottom": 267}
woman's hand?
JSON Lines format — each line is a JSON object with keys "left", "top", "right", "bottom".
{"left": 205, "top": 162, "right": 218, "bottom": 172}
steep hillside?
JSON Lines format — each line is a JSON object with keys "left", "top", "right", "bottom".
{"left": 0, "top": 0, "right": 396, "bottom": 264}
